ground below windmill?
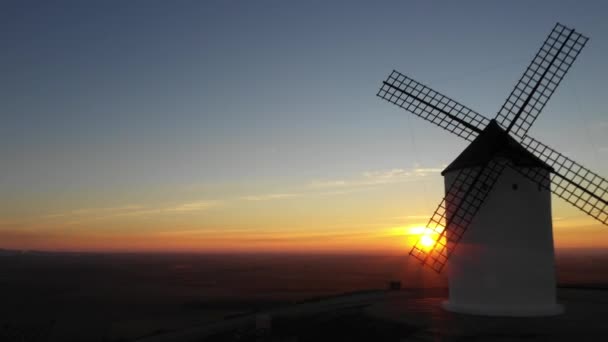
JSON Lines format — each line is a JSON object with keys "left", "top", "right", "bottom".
{"left": 1, "top": 249, "right": 607, "bottom": 341}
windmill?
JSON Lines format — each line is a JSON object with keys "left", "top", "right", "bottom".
{"left": 377, "top": 23, "right": 607, "bottom": 316}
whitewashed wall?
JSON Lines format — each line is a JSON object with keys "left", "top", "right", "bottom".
{"left": 442, "top": 164, "right": 562, "bottom": 316}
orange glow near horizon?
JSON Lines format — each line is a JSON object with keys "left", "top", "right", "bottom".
{"left": 1, "top": 197, "right": 607, "bottom": 253}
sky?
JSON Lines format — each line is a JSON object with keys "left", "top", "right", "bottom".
{"left": 1, "top": 0, "right": 607, "bottom": 253}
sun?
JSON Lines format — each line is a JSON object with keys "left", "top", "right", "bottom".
{"left": 407, "top": 226, "right": 445, "bottom": 251}
{"left": 419, "top": 234, "right": 436, "bottom": 248}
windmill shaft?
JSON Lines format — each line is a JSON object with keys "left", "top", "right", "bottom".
{"left": 381, "top": 81, "right": 483, "bottom": 133}
{"left": 505, "top": 28, "right": 575, "bottom": 133}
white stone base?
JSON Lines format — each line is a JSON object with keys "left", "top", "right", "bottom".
{"left": 442, "top": 300, "right": 564, "bottom": 317}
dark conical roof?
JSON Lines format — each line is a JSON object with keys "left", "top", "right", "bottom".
{"left": 442, "top": 120, "right": 553, "bottom": 175}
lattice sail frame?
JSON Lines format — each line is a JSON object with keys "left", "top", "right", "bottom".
{"left": 495, "top": 23, "right": 589, "bottom": 139}
{"left": 377, "top": 70, "right": 489, "bottom": 142}
{"left": 518, "top": 136, "right": 608, "bottom": 224}
{"left": 410, "top": 159, "right": 508, "bottom": 272}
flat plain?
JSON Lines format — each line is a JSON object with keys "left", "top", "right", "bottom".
{"left": 0, "top": 249, "right": 606, "bottom": 341}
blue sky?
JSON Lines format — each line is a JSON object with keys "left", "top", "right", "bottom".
{"left": 1, "top": 1, "right": 607, "bottom": 251}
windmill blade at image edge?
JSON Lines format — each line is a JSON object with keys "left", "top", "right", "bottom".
{"left": 515, "top": 136, "right": 608, "bottom": 225}
{"left": 495, "top": 23, "right": 588, "bottom": 139}
{"left": 377, "top": 70, "right": 490, "bottom": 142}
{"left": 410, "top": 159, "right": 508, "bottom": 272}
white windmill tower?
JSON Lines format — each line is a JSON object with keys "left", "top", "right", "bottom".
{"left": 377, "top": 23, "right": 608, "bottom": 316}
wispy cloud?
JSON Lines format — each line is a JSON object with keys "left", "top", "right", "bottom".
{"left": 34, "top": 165, "right": 444, "bottom": 227}
{"left": 239, "top": 186, "right": 378, "bottom": 202}
{"left": 43, "top": 205, "right": 143, "bottom": 219}
{"left": 105, "top": 200, "right": 223, "bottom": 218}
{"left": 166, "top": 200, "right": 221, "bottom": 212}
{"left": 309, "top": 180, "right": 347, "bottom": 188}
{"left": 391, "top": 215, "right": 431, "bottom": 220}
{"left": 240, "top": 193, "right": 300, "bottom": 201}
{"left": 310, "top": 165, "right": 444, "bottom": 189}
{"left": 362, "top": 168, "right": 409, "bottom": 182}
{"left": 43, "top": 200, "right": 223, "bottom": 224}
{"left": 412, "top": 167, "right": 444, "bottom": 174}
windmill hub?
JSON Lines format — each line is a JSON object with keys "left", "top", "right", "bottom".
{"left": 442, "top": 120, "right": 553, "bottom": 176}
{"left": 377, "top": 23, "right": 607, "bottom": 317}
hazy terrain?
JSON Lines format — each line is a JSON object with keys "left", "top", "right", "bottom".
{"left": 0, "top": 249, "right": 606, "bottom": 341}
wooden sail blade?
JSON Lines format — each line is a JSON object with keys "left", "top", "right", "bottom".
{"left": 496, "top": 23, "right": 588, "bottom": 139}
{"left": 378, "top": 70, "right": 489, "bottom": 142}
{"left": 512, "top": 136, "right": 608, "bottom": 225}
{"left": 410, "top": 159, "right": 508, "bottom": 272}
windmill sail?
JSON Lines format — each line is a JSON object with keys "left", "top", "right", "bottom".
{"left": 516, "top": 136, "right": 608, "bottom": 224}
{"left": 410, "top": 159, "right": 508, "bottom": 272}
{"left": 495, "top": 23, "right": 588, "bottom": 139}
{"left": 378, "top": 71, "right": 489, "bottom": 141}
